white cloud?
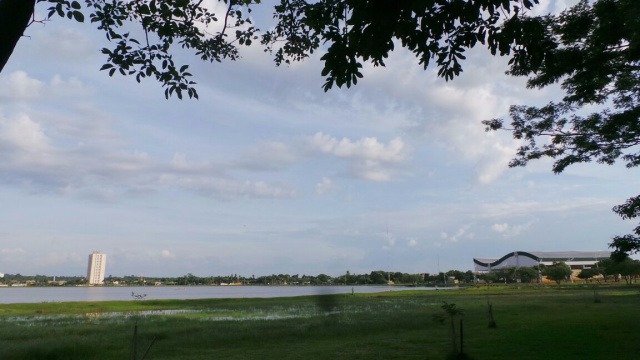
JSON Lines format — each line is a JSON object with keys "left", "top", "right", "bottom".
{"left": 305, "top": 132, "right": 408, "bottom": 181}
{"left": 43, "top": 252, "right": 82, "bottom": 266}
{"left": 160, "top": 250, "right": 175, "bottom": 259}
{"left": 475, "top": 140, "right": 517, "bottom": 184}
{"left": 407, "top": 239, "right": 418, "bottom": 247}
{"left": 236, "top": 141, "right": 299, "bottom": 171}
{"left": 170, "top": 153, "right": 190, "bottom": 170}
{"left": 535, "top": 0, "right": 580, "bottom": 15}
{"left": 349, "top": 46, "right": 537, "bottom": 185}
{"left": 492, "top": 223, "right": 509, "bottom": 233}
{"left": 0, "top": 71, "right": 90, "bottom": 101}
{"left": 251, "top": 181, "right": 295, "bottom": 198}
{"left": 0, "top": 71, "right": 44, "bottom": 99}
{"left": 48, "top": 75, "right": 91, "bottom": 97}
{"left": 0, "top": 114, "right": 50, "bottom": 153}
{"left": 159, "top": 174, "right": 295, "bottom": 199}
{"left": 307, "top": 132, "right": 406, "bottom": 162}
{"left": 0, "top": 248, "right": 26, "bottom": 256}
{"left": 27, "top": 24, "right": 94, "bottom": 62}
{"left": 0, "top": 114, "right": 294, "bottom": 200}
{"left": 441, "top": 224, "right": 474, "bottom": 243}
{"left": 480, "top": 198, "right": 613, "bottom": 219}
{"left": 491, "top": 221, "right": 535, "bottom": 238}
{"left": 315, "top": 177, "right": 336, "bottom": 195}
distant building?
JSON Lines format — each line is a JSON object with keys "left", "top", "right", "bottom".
{"left": 473, "top": 251, "right": 611, "bottom": 273}
{"left": 87, "top": 251, "right": 107, "bottom": 285}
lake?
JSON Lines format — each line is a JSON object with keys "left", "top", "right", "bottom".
{"left": 0, "top": 285, "right": 440, "bottom": 304}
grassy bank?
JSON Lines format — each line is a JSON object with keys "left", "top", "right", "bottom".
{"left": 0, "top": 285, "right": 638, "bottom": 359}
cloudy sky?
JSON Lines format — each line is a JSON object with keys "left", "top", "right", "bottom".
{"left": 1, "top": 1, "right": 637, "bottom": 277}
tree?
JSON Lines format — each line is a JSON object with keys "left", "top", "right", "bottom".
{"left": 491, "top": 267, "right": 515, "bottom": 283}
{"left": 446, "top": 270, "right": 470, "bottom": 283}
{"left": 2, "top": 0, "right": 261, "bottom": 99}
{"left": 433, "top": 302, "right": 465, "bottom": 356}
{"left": 368, "top": 271, "right": 387, "bottom": 285}
{"left": 577, "top": 267, "right": 602, "bottom": 282}
{"left": 514, "top": 266, "right": 539, "bottom": 283}
{"left": 483, "top": 0, "right": 640, "bottom": 258}
{"left": 0, "top": 0, "right": 36, "bottom": 72}
{"left": 543, "top": 262, "right": 572, "bottom": 285}
{"left": 477, "top": 271, "right": 497, "bottom": 284}
{"left": 315, "top": 273, "right": 331, "bottom": 284}
{"left": 262, "top": 0, "right": 544, "bottom": 92}
{"left": 599, "top": 257, "right": 640, "bottom": 284}
{"left": 3, "top": 0, "right": 547, "bottom": 98}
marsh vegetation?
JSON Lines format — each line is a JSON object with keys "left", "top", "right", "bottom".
{"left": 0, "top": 285, "right": 638, "bottom": 359}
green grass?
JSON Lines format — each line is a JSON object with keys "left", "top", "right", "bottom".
{"left": 0, "top": 285, "right": 639, "bottom": 359}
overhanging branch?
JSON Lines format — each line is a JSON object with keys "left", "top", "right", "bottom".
{"left": 0, "top": 0, "right": 36, "bottom": 73}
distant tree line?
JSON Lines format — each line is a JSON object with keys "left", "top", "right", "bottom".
{"left": 576, "top": 258, "right": 640, "bottom": 285}
{"left": 0, "top": 270, "right": 476, "bottom": 287}
{"left": 476, "top": 257, "right": 640, "bottom": 285}
{"left": 3, "top": 258, "right": 638, "bottom": 287}
{"left": 103, "top": 270, "right": 475, "bottom": 287}
{"left": 0, "top": 273, "right": 86, "bottom": 286}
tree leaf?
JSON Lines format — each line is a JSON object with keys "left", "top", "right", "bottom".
{"left": 73, "top": 11, "right": 84, "bottom": 22}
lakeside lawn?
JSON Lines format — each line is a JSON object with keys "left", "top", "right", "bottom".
{"left": 0, "top": 285, "right": 639, "bottom": 359}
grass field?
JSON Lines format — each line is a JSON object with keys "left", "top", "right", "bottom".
{"left": 0, "top": 285, "right": 639, "bottom": 359}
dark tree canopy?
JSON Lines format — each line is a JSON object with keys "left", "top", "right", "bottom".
{"left": 262, "top": 0, "right": 542, "bottom": 90}
{"left": 2, "top": 0, "right": 542, "bottom": 98}
{"left": 483, "top": 0, "right": 640, "bottom": 258}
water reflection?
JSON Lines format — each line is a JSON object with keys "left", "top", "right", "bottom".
{"left": 0, "top": 285, "right": 436, "bottom": 304}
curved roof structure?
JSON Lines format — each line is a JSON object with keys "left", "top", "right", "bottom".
{"left": 473, "top": 251, "right": 611, "bottom": 272}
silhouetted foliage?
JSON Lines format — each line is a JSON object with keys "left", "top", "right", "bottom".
{"left": 483, "top": 0, "right": 640, "bottom": 257}
{"left": 4, "top": 0, "right": 544, "bottom": 97}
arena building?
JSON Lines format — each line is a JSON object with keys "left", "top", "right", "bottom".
{"left": 473, "top": 251, "right": 611, "bottom": 273}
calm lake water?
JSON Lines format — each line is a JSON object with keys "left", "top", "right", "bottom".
{"left": 0, "top": 285, "right": 438, "bottom": 304}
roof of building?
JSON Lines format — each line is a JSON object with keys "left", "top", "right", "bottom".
{"left": 473, "top": 250, "right": 611, "bottom": 268}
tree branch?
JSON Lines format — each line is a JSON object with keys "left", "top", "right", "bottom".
{"left": 0, "top": 0, "right": 37, "bottom": 73}
{"left": 221, "top": 0, "right": 234, "bottom": 38}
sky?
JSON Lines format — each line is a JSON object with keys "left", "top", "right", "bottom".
{"left": 1, "top": 0, "right": 638, "bottom": 277}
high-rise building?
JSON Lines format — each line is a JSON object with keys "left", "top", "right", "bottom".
{"left": 87, "top": 251, "right": 107, "bottom": 285}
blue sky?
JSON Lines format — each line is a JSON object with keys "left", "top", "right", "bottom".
{"left": 1, "top": 1, "right": 637, "bottom": 277}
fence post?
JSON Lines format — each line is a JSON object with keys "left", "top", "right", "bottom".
{"left": 459, "top": 319, "right": 464, "bottom": 355}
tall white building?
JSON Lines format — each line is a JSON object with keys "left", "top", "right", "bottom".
{"left": 87, "top": 251, "right": 107, "bottom": 285}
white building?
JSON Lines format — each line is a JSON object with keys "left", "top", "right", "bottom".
{"left": 473, "top": 251, "right": 611, "bottom": 273}
{"left": 87, "top": 251, "right": 107, "bottom": 285}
